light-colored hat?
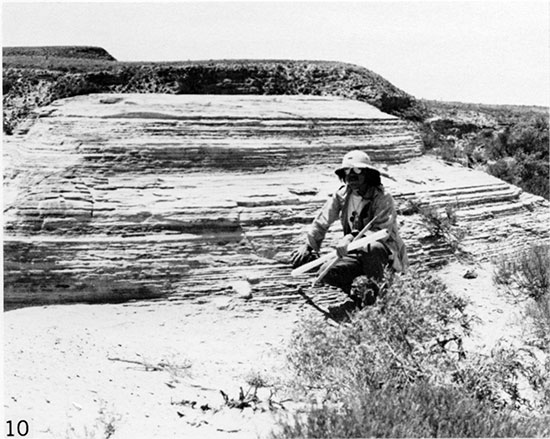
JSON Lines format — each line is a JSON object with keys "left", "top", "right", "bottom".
{"left": 335, "top": 150, "right": 380, "bottom": 175}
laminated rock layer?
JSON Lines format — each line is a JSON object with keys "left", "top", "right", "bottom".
{"left": 3, "top": 94, "right": 548, "bottom": 309}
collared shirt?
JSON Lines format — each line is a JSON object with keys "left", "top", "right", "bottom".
{"left": 306, "top": 184, "right": 409, "bottom": 272}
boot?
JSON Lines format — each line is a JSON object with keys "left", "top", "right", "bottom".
{"left": 349, "top": 275, "right": 379, "bottom": 308}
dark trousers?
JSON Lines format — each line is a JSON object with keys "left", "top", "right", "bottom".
{"left": 321, "top": 241, "right": 390, "bottom": 295}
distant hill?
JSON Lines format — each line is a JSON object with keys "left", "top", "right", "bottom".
{"left": 421, "top": 99, "right": 547, "bottom": 129}
{"left": 3, "top": 45, "right": 117, "bottom": 61}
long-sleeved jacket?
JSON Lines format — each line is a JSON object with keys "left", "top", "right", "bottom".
{"left": 306, "top": 184, "right": 409, "bottom": 272}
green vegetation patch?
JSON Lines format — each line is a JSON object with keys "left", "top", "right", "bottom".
{"left": 494, "top": 244, "right": 550, "bottom": 352}
{"left": 276, "top": 383, "right": 549, "bottom": 438}
{"left": 277, "top": 269, "right": 550, "bottom": 437}
{"left": 421, "top": 101, "right": 549, "bottom": 200}
{"left": 287, "top": 271, "right": 471, "bottom": 397}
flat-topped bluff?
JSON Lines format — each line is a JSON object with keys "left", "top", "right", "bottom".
{"left": 4, "top": 93, "right": 549, "bottom": 310}
{"left": 3, "top": 46, "right": 117, "bottom": 61}
{"left": 3, "top": 47, "right": 426, "bottom": 135}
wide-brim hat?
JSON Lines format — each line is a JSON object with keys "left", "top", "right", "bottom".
{"left": 335, "top": 150, "right": 390, "bottom": 179}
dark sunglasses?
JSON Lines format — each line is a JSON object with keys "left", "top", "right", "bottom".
{"left": 344, "top": 167, "right": 364, "bottom": 176}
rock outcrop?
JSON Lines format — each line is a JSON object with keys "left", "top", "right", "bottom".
{"left": 3, "top": 59, "right": 427, "bottom": 136}
{"left": 3, "top": 94, "right": 549, "bottom": 310}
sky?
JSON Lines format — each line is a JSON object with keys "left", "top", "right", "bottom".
{"left": 2, "top": 1, "right": 549, "bottom": 106}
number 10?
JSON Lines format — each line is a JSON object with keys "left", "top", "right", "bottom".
{"left": 6, "top": 420, "right": 29, "bottom": 437}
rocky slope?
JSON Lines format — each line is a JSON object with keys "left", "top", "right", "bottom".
{"left": 4, "top": 93, "right": 548, "bottom": 310}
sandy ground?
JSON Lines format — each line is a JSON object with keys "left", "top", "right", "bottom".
{"left": 3, "top": 260, "right": 539, "bottom": 439}
{"left": 4, "top": 299, "right": 311, "bottom": 439}
{"left": 438, "top": 260, "right": 526, "bottom": 353}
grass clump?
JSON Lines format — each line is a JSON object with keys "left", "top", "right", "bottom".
{"left": 245, "top": 370, "right": 271, "bottom": 388}
{"left": 407, "top": 200, "right": 466, "bottom": 253}
{"left": 277, "top": 383, "right": 549, "bottom": 438}
{"left": 494, "top": 244, "right": 550, "bottom": 350}
{"left": 276, "top": 269, "right": 550, "bottom": 437}
{"left": 65, "top": 401, "right": 121, "bottom": 439}
{"left": 493, "top": 244, "right": 549, "bottom": 301}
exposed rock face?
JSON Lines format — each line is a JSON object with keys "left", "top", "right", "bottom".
{"left": 3, "top": 60, "right": 427, "bottom": 136}
{"left": 3, "top": 94, "right": 549, "bottom": 309}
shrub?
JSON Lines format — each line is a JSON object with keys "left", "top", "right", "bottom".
{"left": 485, "top": 115, "right": 549, "bottom": 199}
{"left": 287, "top": 271, "right": 471, "bottom": 398}
{"left": 408, "top": 200, "right": 465, "bottom": 252}
{"left": 494, "top": 244, "right": 550, "bottom": 350}
{"left": 277, "top": 267, "right": 550, "bottom": 438}
{"left": 453, "top": 341, "right": 550, "bottom": 410}
{"left": 439, "top": 142, "right": 463, "bottom": 163}
{"left": 488, "top": 157, "right": 522, "bottom": 186}
{"left": 422, "top": 105, "right": 549, "bottom": 200}
{"left": 275, "top": 383, "right": 550, "bottom": 438}
{"left": 419, "top": 122, "right": 457, "bottom": 153}
{"left": 517, "top": 152, "right": 549, "bottom": 199}
{"left": 493, "top": 244, "right": 549, "bottom": 301}
{"left": 3, "top": 113, "right": 14, "bottom": 135}
{"left": 419, "top": 125, "right": 440, "bottom": 152}
{"left": 49, "top": 74, "right": 103, "bottom": 101}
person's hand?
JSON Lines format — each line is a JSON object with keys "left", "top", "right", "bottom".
{"left": 291, "top": 244, "right": 317, "bottom": 268}
{"left": 336, "top": 234, "right": 354, "bottom": 258}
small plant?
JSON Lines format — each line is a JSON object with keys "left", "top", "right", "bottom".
{"left": 493, "top": 244, "right": 549, "bottom": 301}
{"left": 96, "top": 405, "right": 121, "bottom": 439}
{"left": 65, "top": 402, "right": 121, "bottom": 439}
{"left": 245, "top": 370, "right": 270, "bottom": 388}
{"left": 453, "top": 340, "right": 550, "bottom": 411}
{"left": 220, "top": 385, "right": 287, "bottom": 412}
{"left": 221, "top": 386, "right": 260, "bottom": 410}
{"left": 409, "top": 200, "right": 466, "bottom": 251}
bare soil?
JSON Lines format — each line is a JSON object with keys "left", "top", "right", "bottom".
{"left": 3, "top": 259, "right": 539, "bottom": 438}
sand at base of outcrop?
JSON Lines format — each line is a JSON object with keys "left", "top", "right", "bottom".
{"left": 5, "top": 260, "right": 547, "bottom": 437}
{"left": 4, "top": 301, "right": 307, "bottom": 438}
